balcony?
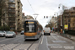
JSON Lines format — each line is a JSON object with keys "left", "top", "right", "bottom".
{"left": 8, "top": 18, "right": 15, "bottom": 22}
{"left": 17, "top": 0, "right": 20, "bottom": 3}
{"left": 8, "top": 11, "right": 15, "bottom": 13}
{"left": 8, "top": 14, "right": 15, "bottom": 17}
{"left": 8, "top": 0, "right": 15, "bottom": 4}
{"left": 69, "top": 13, "right": 75, "bottom": 16}
{"left": 64, "top": 14, "right": 69, "bottom": 16}
{"left": 10, "top": 25, "right": 15, "bottom": 27}
{"left": 8, "top": 20, "right": 15, "bottom": 22}
{"left": 8, "top": 6, "right": 15, "bottom": 9}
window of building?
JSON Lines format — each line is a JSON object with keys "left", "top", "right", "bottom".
{"left": 18, "top": 19, "right": 20, "bottom": 21}
{"left": 73, "top": 7, "right": 75, "bottom": 10}
{"left": 9, "top": 9, "right": 12, "bottom": 10}
{"left": 73, "top": 23, "right": 75, "bottom": 26}
{"left": 73, "top": 20, "right": 75, "bottom": 22}
{"left": 8, "top": 14, "right": 15, "bottom": 17}
{"left": 68, "top": 19, "right": 70, "bottom": 22}
{"left": 68, "top": 23, "right": 70, "bottom": 27}
{"left": 18, "top": 15, "right": 19, "bottom": 16}
{"left": 9, "top": 4, "right": 15, "bottom": 8}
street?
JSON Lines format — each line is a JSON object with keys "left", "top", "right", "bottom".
{"left": 0, "top": 32, "right": 75, "bottom": 50}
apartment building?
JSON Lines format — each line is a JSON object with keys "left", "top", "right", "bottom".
{"left": 63, "top": 7, "right": 75, "bottom": 30}
{"left": 1, "top": 0, "right": 23, "bottom": 31}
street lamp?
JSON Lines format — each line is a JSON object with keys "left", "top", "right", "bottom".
{"left": 58, "top": 4, "right": 66, "bottom": 34}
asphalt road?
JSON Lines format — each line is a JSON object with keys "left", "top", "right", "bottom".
{"left": 0, "top": 32, "right": 75, "bottom": 50}
{"left": 38, "top": 33, "right": 75, "bottom": 50}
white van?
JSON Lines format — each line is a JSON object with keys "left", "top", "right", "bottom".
{"left": 44, "top": 27, "right": 51, "bottom": 35}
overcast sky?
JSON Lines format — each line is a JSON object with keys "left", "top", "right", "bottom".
{"left": 21, "top": 0, "right": 75, "bottom": 28}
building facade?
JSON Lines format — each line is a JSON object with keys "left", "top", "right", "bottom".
{"left": 1, "top": 0, "right": 23, "bottom": 31}
{"left": 63, "top": 7, "right": 75, "bottom": 30}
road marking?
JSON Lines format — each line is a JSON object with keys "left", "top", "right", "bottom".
{"left": 41, "top": 35, "right": 44, "bottom": 44}
{"left": 52, "top": 40, "right": 66, "bottom": 43}
{"left": 64, "top": 46, "right": 74, "bottom": 49}
{"left": 48, "top": 44, "right": 61, "bottom": 46}
{"left": 29, "top": 44, "right": 39, "bottom": 50}
{"left": 46, "top": 36, "right": 50, "bottom": 50}
{"left": 52, "top": 36, "right": 59, "bottom": 40}
{"left": 13, "top": 44, "right": 31, "bottom": 50}
{"left": 2, "top": 44, "right": 19, "bottom": 50}
{"left": 14, "top": 48, "right": 27, "bottom": 50}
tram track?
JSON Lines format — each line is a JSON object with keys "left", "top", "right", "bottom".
{"left": 27, "top": 40, "right": 36, "bottom": 50}
{"left": 0, "top": 35, "right": 43, "bottom": 50}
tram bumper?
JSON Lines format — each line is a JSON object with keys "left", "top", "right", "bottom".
{"left": 24, "top": 35, "right": 38, "bottom": 40}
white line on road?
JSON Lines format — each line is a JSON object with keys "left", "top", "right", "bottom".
{"left": 46, "top": 36, "right": 50, "bottom": 50}
{"left": 51, "top": 35, "right": 59, "bottom": 40}
{"left": 41, "top": 35, "right": 44, "bottom": 44}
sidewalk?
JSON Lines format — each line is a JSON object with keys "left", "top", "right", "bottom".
{"left": 57, "top": 32, "right": 75, "bottom": 41}
{"left": 67, "top": 34, "right": 75, "bottom": 40}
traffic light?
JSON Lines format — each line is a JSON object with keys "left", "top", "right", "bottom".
{"left": 44, "top": 16, "right": 48, "bottom": 18}
{"left": 44, "top": 16, "right": 45, "bottom": 18}
{"left": 46, "top": 16, "right": 48, "bottom": 18}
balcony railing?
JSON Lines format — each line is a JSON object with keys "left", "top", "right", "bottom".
{"left": 10, "top": 25, "right": 15, "bottom": 27}
{"left": 8, "top": 0, "right": 15, "bottom": 3}
{"left": 8, "top": 20, "right": 15, "bottom": 22}
{"left": 17, "top": 0, "right": 20, "bottom": 2}
{"left": 8, "top": 11, "right": 15, "bottom": 13}
{"left": 9, "top": 6, "right": 15, "bottom": 8}
{"left": 64, "top": 14, "right": 69, "bottom": 16}
{"left": 69, "top": 13, "right": 75, "bottom": 16}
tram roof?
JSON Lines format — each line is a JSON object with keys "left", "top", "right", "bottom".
{"left": 24, "top": 19, "right": 43, "bottom": 28}
{"left": 25, "top": 19, "right": 38, "bottom": 22}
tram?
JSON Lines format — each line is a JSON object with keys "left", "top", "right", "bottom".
{"left": 24, "top": 19, "right": 43, "bottom": 40}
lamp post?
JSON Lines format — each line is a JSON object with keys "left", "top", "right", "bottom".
{"left": 54, "top": 12, "right": 58, "bottom": 32}
{"left": 58, "top": 4, "right": 66, "bottom": 34}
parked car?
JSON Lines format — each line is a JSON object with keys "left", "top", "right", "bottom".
{"left": 44, "top": 27, "right": 51, "bottom": 35}
{"left": 5, "top": 31, "right": 16, "bottom": 38}
{"left": 21, "top": 30, "right": 24, "bottom": 35}
{"left": 0, "top": 31, "right": 5, "bottom": 37}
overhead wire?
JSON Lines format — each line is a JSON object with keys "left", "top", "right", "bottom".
{"left": 27, "top": 0, "right": 35, "bottom": 13}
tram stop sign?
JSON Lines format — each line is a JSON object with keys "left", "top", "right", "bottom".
{"left": 64, "top": 25, "right": 68, "bottom": 30}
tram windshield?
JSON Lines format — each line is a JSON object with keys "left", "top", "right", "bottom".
{"left": 24, "top": 21, "right": 36, "bottom": 32}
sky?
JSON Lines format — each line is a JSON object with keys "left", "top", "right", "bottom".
{"left": 21, "top": 0, "right": 75, "bottom": 28}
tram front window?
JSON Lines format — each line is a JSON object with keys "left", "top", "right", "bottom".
{"left": 25, "top": 25, "right": 36, "bottom": 32}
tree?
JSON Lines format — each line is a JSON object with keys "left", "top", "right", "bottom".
{"left": 0, "top": 25, "right": 10, "bottom": 31}
{"left": 45, "top": 23, "right": 53, "bottom": 30}
{"left": 0, "top": 0, "right": 7, "bottom": 26}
